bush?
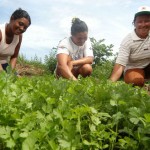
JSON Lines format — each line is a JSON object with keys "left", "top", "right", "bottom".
{"left": 92, "top": 61, "right": 114, "bottom": 80}
{"left": 90, "top": 38, "right": 114, "bottom": 66}
{"left": 18, "top": 54, "right": 45, "bottom": 68}
{"left": 44, "top": 48, "right": 57, "bottom": 74}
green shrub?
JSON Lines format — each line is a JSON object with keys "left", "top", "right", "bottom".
{"left": 44, "top": 48, "right": 57, "bottom": 74}
{"left": 90, "top": 38, "right": 114, "bottom": 66}
{"left": 18, "top": 54, "right": 45, "bottom": 69}
{"left": 92, "top": 61, "right": 113, "bottom": 80}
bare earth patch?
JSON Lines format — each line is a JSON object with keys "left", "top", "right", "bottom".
{"left": 16, "top": 64, "right": 45, "bottom": 76}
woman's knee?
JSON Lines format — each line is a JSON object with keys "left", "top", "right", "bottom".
{"left": 124, "top": 69, "right": 145, "bottom": 87}
{"left": 79, "top": 64, "right": 92, "bottom": 77}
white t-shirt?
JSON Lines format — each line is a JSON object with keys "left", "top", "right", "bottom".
{"left": 116, "top": 30, "right": 150, "bottom": 72}
{"left": 56, "top": 37, "right": 93, "bottom": 60}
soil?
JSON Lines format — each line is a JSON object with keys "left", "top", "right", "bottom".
{"left": 143, "top": 84, "right": 150, "bottom": 95}
{"left": 16, "top": 64, "right": 45, "bottom": 76}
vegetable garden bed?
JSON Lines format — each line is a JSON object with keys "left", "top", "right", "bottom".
{"left": 0, "top": 73, "right": 150, "bottom": 150}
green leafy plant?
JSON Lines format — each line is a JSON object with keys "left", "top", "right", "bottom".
{"left": 0, "top": 71, "right": 150, "bottom": 150}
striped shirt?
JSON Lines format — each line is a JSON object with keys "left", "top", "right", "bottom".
{"left": 116, "top": 30, "right": 150, "bottom": 72}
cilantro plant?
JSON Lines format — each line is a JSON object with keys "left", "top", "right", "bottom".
{"left": 0, "top": 72, "right": 150, "bottom": 150}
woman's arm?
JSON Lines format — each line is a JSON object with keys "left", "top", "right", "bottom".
{"left": 57, "top": 53, "right": 77, "bottom": 80}
{"left": 71, "top": 56, "right": 93, "bottom": 66}
{"left": 0, "top": 29, "right": 4, "bottom": 71}
{"left": 10, "top": 35, "right": 22, "bottom": 69}
{"left": 0, "top": 64, "right": 3, "bottom": 71}
{"left": 109, "top": 63, "right": 125, "bottom": 82}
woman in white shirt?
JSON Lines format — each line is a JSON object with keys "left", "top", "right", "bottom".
{"left": 0, "top": 8, "right": 31, "bottom": 72}
{"left": 56, "top": 18, "right": 94, "bottom": 80}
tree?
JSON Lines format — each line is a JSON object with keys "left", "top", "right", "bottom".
{"left": 90, "top": 37, "right": 114, "bottom": 66}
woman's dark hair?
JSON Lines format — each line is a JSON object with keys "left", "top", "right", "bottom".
{"left": 11, "top": 8, "right": 31, "bottom": 25}
{"left": 133, "top": 16, "right": 139, "bottom": 24}
{"left": 71, "top": 18, "right": 88, "bottom": 36}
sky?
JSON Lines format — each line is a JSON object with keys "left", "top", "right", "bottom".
{"left": 0, "top": 0, "right": 150, "bottom": 61}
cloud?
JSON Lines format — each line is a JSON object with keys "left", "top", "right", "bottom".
{"left": 23, "top": 25, "right": 50, "bottom": 49}
{"left": 0, "top": 0, "right": 10, "bottom": 7}
{"left": 22, "top": 24, "right": 62, "bottom": 50}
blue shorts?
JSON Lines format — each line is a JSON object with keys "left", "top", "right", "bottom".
{"left": 1, "top": 63, "right": 8, "bottom": 71}
{"left": 1, "top": 63, "right": 18, "bottom": 75}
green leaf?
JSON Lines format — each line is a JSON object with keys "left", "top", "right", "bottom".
{"left": 36, "top": 111, "right": 44, "bottom": 119}
{"left": 98, "top": 112, "right": 111, "bottom": 118}
{"left": 110, "top": 100, "right": 117, "bottom": 106}
{"left": 112, "top": 112, "right": 123, "bottom": 122}
{"left": 22, "top": 136, "right": 37, "bottom": 150}
{"left": 76, "top": 116, "right": 81, "bottom": 132}
{"left": 130, "top": 118, "right": 139, "bottom": 124}
{"left": 22, "top": 130, "right": 39, "bottom": 150}
{"left": 12, "top": 130, "right": 20, "bottom": 140}
{"left": 144, "top": 113, "right": 150, "bottom": 122}
{"left": 83, "top": 140, "right": 91, "bottom": 145}
{"left": 6, "top": 138, "right": 15, "bottom": 148}
{"left": 91, "top": 115, "right": 101, "bottom": 125}
{"left": 90, "top": 107, "right": 98, "bottom": 114}
{"left": 48, "top": 140, "right": 59, "bottom": 150}
{"left": 89, "top": 124, "right": 96, "bottom": 132}
{"left": 58, "top": 139, "right": 71, "bottom": 148}
{"left": 103, "top": 144, "right": 109, "bottom": 149}
{"left": 20, "top": 132, "right": 28, "bottom": 138}
{"left": 0, "top": 126, "right": 11, "bottom": 139}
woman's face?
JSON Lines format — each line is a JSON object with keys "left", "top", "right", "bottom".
{"left": 134, "top": 15, "right": 150, "bottom": 38}
{"left": 72, "top": 32, "right": 88, "bottom": 46}
{"left": 10, "top": 17, "right": 30, "bottom": 35}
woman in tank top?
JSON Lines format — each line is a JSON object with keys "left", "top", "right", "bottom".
{"left": 0, "top": 8, "right": 31, "bottom": 73}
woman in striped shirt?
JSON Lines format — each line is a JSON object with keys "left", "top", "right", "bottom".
{"left": 110, "top": 6, "right": 150, "bottom": 87}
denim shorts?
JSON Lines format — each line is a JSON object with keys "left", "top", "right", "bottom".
{"left": 1, "top": 63, "right": 9, "bottom": 71}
